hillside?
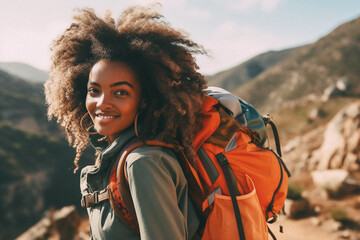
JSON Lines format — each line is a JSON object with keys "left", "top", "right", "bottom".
{"left": 0, "top": 69, "right": 58, "bottom": 134}
{"left": 0, "top": 123, "right": 93, "bottom": 240}
{"left": 206, "top": 46, "right": 302, "bottom": 90}
{"left": 0, "top": 69, "right": 93, "bottom": 240}
{"left": 0, "top": 62, "right": 49, "bottom": 83}
{"left": 233, "top": 17, "right": 360, "bottom": 112}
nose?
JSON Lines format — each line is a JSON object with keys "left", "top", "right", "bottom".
{"left": 96, "top": 93, "right": 112, "bottom": 110}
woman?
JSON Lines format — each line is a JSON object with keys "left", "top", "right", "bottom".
{"left": 44, "top": 4, "right": 207, "bottom": 240}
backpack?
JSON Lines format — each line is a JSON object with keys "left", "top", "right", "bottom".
{"left": 81, "top": 86, "right": 290, "bottom": 240}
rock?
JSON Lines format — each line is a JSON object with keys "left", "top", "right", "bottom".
{"left": 321, "top": 78, "right": 348, "bottom": 102}
{"left": 322, "top": 218, "right": 342, "bottom": 232}
{"left": 53, "top": 205, "right": 80, "bottom": 240}
{"left": 336, "top": 77, "right": 348, "bottom": 91}
{"left": 310, "top": 217, "right": 322, "bottom": 226}
{"left": 338, "top": 230, "right": 351, "bottom": 239}
{"left": 317, "top": 102, "right": 360, "bottom": 170}
{"left": 314, "top": 205, "right": 322, "bottom": 214}
{"left": 75, "top": 232, "right": 90, "bottom": 240}
{"left": 283, "top": 137, "right": 301, "bottom": 153}
{"left": 311, "top": 170, "right": 359, "bottom": 198}
{"left": 308, "top": 108, "right": 324, "bottom": 121}
{"left": 283, "top": 126, "right": 325, "bottom": 175}
{"left": 284, "top": 198, "right": 313, "bottom": 219}
{"left": 15, "top": 217, "right": 52, "bottom": 240}
{"left": 321, "top": 84, "right": 342, "bottom": 102}
{"left": 15, "top": 206, "right": 83, "bottom": 240}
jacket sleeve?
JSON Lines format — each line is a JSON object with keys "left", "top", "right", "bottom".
{"left": 126, "top": 147, "right": 189, "bottom": 240}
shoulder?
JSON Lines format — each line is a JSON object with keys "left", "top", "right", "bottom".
{"left": 126, "top": 144, "right": 176, "bottom": 166}
{"left": 125, "top": 144, "right": 183, "bottom": 180}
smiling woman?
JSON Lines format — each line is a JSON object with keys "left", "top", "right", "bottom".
{"left": 86, "top": 60, "right": 142, "bottom": 143}
{"left": 43, "top": 4, "right": 207, "bottom": 240}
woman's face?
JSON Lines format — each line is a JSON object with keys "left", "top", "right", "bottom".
{"left": 86, "top": 59, "right": 142, "bottom": 143}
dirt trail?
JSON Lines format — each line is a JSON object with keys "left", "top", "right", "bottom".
{"left": 268, "top": 218, "right": 339, "bottom": 240}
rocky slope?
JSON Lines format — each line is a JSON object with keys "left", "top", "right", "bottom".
{"left": 233, "top": 17, "right": 360, "bottom": 113}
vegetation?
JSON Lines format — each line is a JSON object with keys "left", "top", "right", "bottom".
{"left": 330, "top": 209, "right": 349, "bottom": 223}
{"left": 0, "top": 123, "right": 94, "bottom": 240}
{"left": 287, "top": 183, "right": 303, "bottom": 200}
{"left": 0, "top": 123, "right": 69, "bottom": 183}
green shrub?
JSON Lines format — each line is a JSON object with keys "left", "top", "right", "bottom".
{"left": 330, "top": 209, "right": 348, "bottom": 223}
{"left": 287, "top": 183, "right": 303, "bottom": 200}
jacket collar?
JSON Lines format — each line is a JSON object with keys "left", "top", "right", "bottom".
{"left": 89, "top": 128, "right": 137, "bottom": 163}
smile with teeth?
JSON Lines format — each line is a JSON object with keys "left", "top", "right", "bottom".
{"left": 96, "top": 115, "right": 118, "bottom": 119}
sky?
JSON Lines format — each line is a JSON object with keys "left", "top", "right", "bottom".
{"left": 0, "top": 0, "right": 359, "bottom": 75}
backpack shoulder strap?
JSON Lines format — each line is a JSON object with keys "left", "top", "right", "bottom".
{"left": 109, "top": 140, "right": 180, "bottom": 235}
{"left": 107, "top": 140, "right": 145, "bottom": 235}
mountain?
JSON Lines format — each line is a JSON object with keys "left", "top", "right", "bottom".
{"left": 0, "top": 69, "right": 93, "bottom": 240}
{"left": 233, "top": 17, "right": 360, "bottom": 112}
{"left": 206, "top": 46, "right": 302, "bottom": 90}
{"left": 0, "top": 69, "right": 58, "bottom": 134}
{"left": 0, "top": 62, "right": 49, "bottom": 83}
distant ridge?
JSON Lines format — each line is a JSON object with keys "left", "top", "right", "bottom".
{"left": 206, "top": 46, "right": 303, "bottom": 90}
{"left": 0, "top": 62, "right": 48, "bottom": 83}
{"left": 232, "top": 16, "right": 360, "bottom": 112}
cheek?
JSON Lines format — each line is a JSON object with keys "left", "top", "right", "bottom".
{"left": 85, "top": 96, "right": 91, "bottom": 111}
{"left": 125, "top": 100, "right": 141, "bottom": 117}
{"left": 85, "top": 96, "right": 96, "bottom": 116}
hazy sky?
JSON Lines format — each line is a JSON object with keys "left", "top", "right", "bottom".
{"left": 0, "top": 0, "right": 359, "bottom": 75}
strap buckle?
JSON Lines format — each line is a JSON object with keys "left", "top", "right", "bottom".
{"left": 81, "top": 191, "right": 99, "bottom": 208}
{"left": 81, "top": 188, "right": 109, "bottom": 208}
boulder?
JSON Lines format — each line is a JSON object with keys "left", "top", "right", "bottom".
{"left": 53, "top": 205, "right": 80, "bottom": 240}
{"left": 317, "top": 102, "right": 360, "bottom": 170}
{"left": 311, "top": 170, "right": 359, "bottom": 198}
{"left": 15, "top": 206, "right": 84, "bottom": 240}
{"left": 336, "top": 77, "right": 348, "bottom": 91}
{"left": 321, "top": 84, "right": 342, "bottom": 102}
{"left": 284, "top": 198, "right": 313, "bottom": 219}
{"left": 283, "top": 126, "right": 325, "bottom": 175}
{"left": 15, "top": 217, "right": 52, "bottom": 240}
{"left": 321, "top": 78, "right": 348, "bottom": 102}
{"left": 308, "top": 108, "right": 324, "bottom": 121}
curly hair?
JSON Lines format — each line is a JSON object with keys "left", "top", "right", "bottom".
{"left": 44, "top": 4, "right": 208, "bottom": 172}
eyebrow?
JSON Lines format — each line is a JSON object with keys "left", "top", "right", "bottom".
{"left": 88, "top": 81, "right": 134, "bottom": 88}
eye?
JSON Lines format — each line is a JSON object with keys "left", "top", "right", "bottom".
{"left": 115, "top": 90, "right": 129, "bottom": 96}
{"left": 87, "top": 87, "right": 99, "bottom": 95}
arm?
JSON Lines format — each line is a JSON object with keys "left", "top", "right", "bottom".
{"left": 126, "top": 148, "right": 188, "bottom": 240}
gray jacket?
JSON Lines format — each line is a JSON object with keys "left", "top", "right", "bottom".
{"left": 80, "top": 129, "right": 199, "bottom": 239}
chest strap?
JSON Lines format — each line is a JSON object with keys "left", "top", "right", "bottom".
{"left": 81, "top": 188, "right": 109, "bottom": 208}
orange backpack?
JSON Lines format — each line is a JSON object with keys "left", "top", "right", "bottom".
{"left": 82, "top": 87, "right": 290, "bottom": 240}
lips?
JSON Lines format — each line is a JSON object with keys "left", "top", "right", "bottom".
{"left": 94, "top": 111, "right": 120, "bottom": 123}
